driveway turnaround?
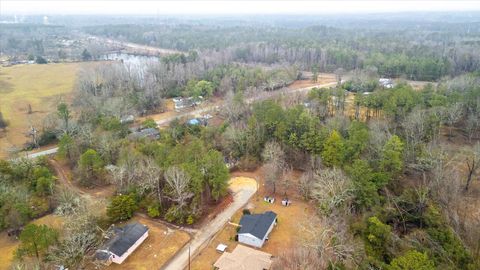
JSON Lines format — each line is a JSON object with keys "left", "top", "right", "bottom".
{"left": 161, "top": 177, "right": 257, "bottom": 270}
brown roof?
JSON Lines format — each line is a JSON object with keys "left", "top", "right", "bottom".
{"left": 213, "top": 244, "right": 272, "bottom": 270}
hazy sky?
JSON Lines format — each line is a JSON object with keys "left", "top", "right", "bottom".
{"left": 2, "top": 1, "right": 480, "bottom": 15}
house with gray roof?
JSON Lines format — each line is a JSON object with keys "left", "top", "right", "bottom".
{"left": 237, "top": 211, "right": 277, "bottom": 248}
{"left": 128, "top": 128, "right": 160, "bottom": 140}
{"left": 96, "top": 222, "right": 149, "bottom": 265}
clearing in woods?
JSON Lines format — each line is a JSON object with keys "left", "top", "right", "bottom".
{"left": 89, "top": 216, "right": 191, "bottom": 270}
{"left": 191, "top": 168, "right": 316, "bottom": 270}
{"left": 0, "top": 63, "right": 90, "bottom": 159}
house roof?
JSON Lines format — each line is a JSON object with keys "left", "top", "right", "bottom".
{"left": 129, "top": 128, "right": 160, "bottom": 139}
{"left": 213, "top": 244, "right": 272, "bottom": 270}
{"left": 101, "top": 223, "right": 149, "bottom": 257}
{"left": 238, "top": 211, "right": 277, "bottom": 240}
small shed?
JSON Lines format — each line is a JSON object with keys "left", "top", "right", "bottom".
{"left": 216, "top": 243, "right": 228, "bottom": 253}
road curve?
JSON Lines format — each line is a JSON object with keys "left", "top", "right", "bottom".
{"left": 161, "top": 178, "right": 257, "bottom": 270}
{"left": 23, "top": 82, "right": 337, "bottom": 159}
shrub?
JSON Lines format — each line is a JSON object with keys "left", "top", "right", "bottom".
{"left": 242, "top": 209, "right": 251, "bottom": 215}
{"left": 186, "top": 215, "right": 195, "bottom": 225}
{"left": 142, "top": 118, "right": 158, "bottom": 129}
{"left": 107, "top": 194, "right": 137, "bottom": 223}
{"left": 147, "top": 204, "right": 160, "bottom": 218}
{"left": 388, "top": 250, "right": 435, "bottom": 270}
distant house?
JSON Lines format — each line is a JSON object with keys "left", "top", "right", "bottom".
{"left": 379, "top": 78, "right": 394, "bottom": 89}
{"left": 213, "top": 244, "right": 273, "bottom": 270}
{"left": 187, "top": 118, "right": 201, "bottom": 126}
{"left": 120, "top": 115, "right": 135, "bottom": 124}
{"left": 173, "top": 96, "right": 203, "bottom": 111}
{"left": 237, "top": 211, "right": 277, "bottom": 248}
{"left": 96, "top": 223, "right": 149, "bottom": 265}
{"left": 128, "top": 128, "right": 160, "bottom": 140}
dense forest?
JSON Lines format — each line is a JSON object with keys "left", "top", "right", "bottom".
{"left": 84, "top": 15, "right": 480, "bottom": 80}
{"left": 1, "top": 12, "right": 479, "bottom": 270}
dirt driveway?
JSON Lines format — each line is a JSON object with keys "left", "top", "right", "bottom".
{"left": 161, "top": 177, "right": 257, "bottom": 270}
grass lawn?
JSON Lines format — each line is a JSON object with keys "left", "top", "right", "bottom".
{"left": 191, "top": 168, "right": 316, "bottom": 270}
{"left": 0, "top": 63, "right": 90, "bottom": 158}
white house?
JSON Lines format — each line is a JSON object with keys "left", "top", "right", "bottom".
{"left": 379, "top": 78, "right": 394, "bottom": 89}
{"left": 96, "top": 222, "right": 149, "bottom": 265}
{"left": 237, "top": 211, "right": 277, "bottom": 248}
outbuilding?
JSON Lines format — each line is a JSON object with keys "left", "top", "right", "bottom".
{"left": 237, "top": 211, "right": 277, "bottom": 248}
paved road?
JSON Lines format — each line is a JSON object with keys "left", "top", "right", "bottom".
{"left": 156, "top": 81, "right": 337, "bottom": 127}
{"left": 161, "top": 179, "right": 257, "bottom": 270}
{"left": 25, "top": 147, "right": 59, "bottom": 159}
{"left": 23, "top": 81, "right": 337, "bottom": 159}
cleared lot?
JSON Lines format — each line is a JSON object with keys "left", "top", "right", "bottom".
{"left": 98, "top": 216, "right": 191, "bottom": 270}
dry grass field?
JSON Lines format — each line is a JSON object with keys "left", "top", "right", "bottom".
{"left": 0, "top": 63, "right": 91, "bottom": 159}
{"left": 0, "top": 214, "right": 64, "bottom": 270}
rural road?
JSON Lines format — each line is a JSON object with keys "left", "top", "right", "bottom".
{"left": 90, "top": 35, "right": 181, "bottom": 56}
{"left": 161, "top": 177, "right": 257, "bottom": 270}
{"left": 25, "top": 81, "right": 336, "bottom": 159}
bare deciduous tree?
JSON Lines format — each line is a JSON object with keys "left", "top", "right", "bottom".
{"left": 262, "top": 141, "right": 286, "bottom": 194}
{"left": 164, "top": 166, "right": 193, "bottom": 209}
{"left": 465, "top": 143, "right": 480, "bottom": 191}
{"left": 310, "top": 168, "right": 354, "bottom": 214}
{"left": 441, "top": 103, "right": 463, "bottom": 140}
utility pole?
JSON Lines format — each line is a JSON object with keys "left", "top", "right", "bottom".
{"left": 188, "top": 245, "right": 191, "bottom": 270}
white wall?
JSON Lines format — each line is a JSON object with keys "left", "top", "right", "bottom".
{"left": 239, "top": 233, "right": 264, "bottom": 248}
{"left": 238, "top": 219, "right": 277, "bottom": 248}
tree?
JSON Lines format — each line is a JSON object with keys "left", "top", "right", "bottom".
{"left": 442, "top": 103, "right": 463, "bottom": 140}
{"left": 0, "top": 111, "right": 7, "bottom": 130}
{"left": 81, "top": 49, "right": 92, "bottom": 61}
{"left": 364, "top": 216, "right": 392, "bottom": 261}
{"left": 380, "top": 135, "right": 404, "bottom": 177}
{"left": 57, "top": 102, "right": 71, "bottom": 133}
{"left": 193, "top": 80, "right": 214, "bottom": 98}
{"left": 388, "top": 250, "right": 435, "bottom": 270}
{"left": 35, "top": 56, "right": 47, "bottom": 64}
{"left": 57, "top": 134, "right": 76, "bottom": 162}
{"left": 312, "top": 65, "right": 319, "bottom": 83}
{"left": 77, "top": 149, "right": 104, "bottom": 186}
{"left": 465, "top": 143, "right": 480, "bottom": 191}
{"left": 201, "top": 150, "right": 229, "bottom": 200}
{"left": 17, "top": 224, "right": 58, "bottom": 259}
{"left": 311, "top": 168, "right": 353, "bottom": 214}
{"left": 321, "top": 130, "right": 345, "bottom": 167}
{"left": 346, "top": 160, "right": 381, "bottom": 210}
{"left": 164, "top": 166, "right": 194, "bottom": 223}
{"left": 164, "top": 166, "right": 193, "bottom": 208}
{"left": 107, "top": 194, "right": 137, "bottom": 222}
{"left": 262, "top": 141, "right": 286, "bottom": 194}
